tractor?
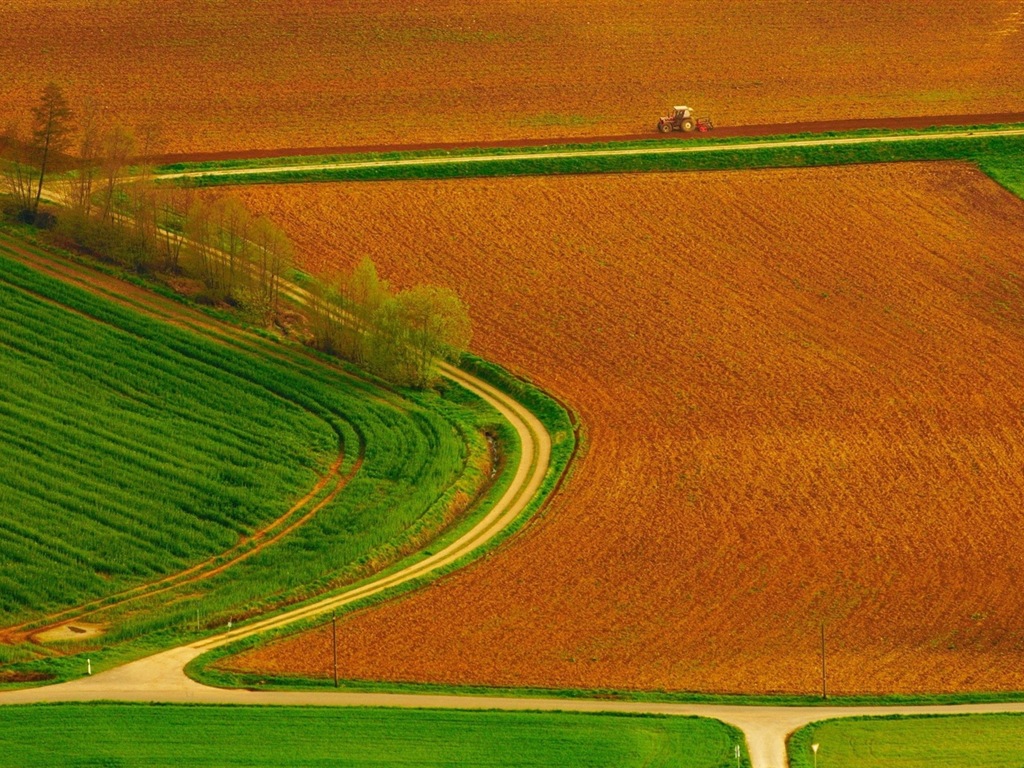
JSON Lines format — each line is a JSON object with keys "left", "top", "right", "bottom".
{"left": 657, "top": 106, "right": 714, "bottom": 133}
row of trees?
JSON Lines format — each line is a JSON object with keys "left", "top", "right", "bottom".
{"left": 1, "top": 84, "right": 293, "bottom": 319}
{"left": 307, "top": 258, "right": 471, "bottom": 387}
{"left": 1, "top": 83, "right": 472, "bottom": 387}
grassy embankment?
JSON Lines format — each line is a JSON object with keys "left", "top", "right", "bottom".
{"left": 789, "top": 713, "right": 1024, "bottom": 768}
{"left": 156, "top": 125, "right": 1024, "bottom": 199}
{"left": 0, "top": 231, "right": 508, "bottom": 685}
{"left": 0, "top": 703, "right": 746, "bottom": 768}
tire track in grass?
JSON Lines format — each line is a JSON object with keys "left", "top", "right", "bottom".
{"left": 0, "top": 446, "right": 362, "bottom": 644}
{"left": 0, "top": 240, "right": 365, "bottom": 643}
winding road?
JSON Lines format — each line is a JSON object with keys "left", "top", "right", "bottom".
{"left": 5, "top": 119, "right": 1024, "bottom": 767}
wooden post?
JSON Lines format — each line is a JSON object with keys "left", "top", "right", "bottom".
{"left": 820, "top": 621, "right": 827, "bottom": 699}
{"left": 332, "top": 612, "right": 339, "bottom": 688}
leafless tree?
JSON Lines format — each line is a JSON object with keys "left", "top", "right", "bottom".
{"left": 1, "top": 121, "right": 36, "bottom": 213}
{"left": 30, "top": 82, "right": 74, "bottom": 217}
{"left": 98, "top": 124, "right": 134, "bottom": 223}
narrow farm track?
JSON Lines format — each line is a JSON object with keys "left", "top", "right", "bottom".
{"left": 155, "top": 125, "right": 1024, "bottom": 183}
{"left": 149, "top": 112, "right": 1024, "bottom": 164}
{"left": 1, "top": 452, "right": 364, "bottom": 643}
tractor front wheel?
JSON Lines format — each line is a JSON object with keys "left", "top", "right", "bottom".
{"left": 681, "top": 119, "right": 695, "bottom": 132}
{"left": 658, "top": 121, "right": 672, "bottom": 133}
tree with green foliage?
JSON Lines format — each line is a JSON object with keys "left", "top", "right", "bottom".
{"left": 400, "top": 284, "right": 472, "bottom": 386}
{"left": 305, "top": 257, "right": 471, "bottom": 387}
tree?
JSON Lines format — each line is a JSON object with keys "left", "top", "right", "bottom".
{"left": 155, "top": 181, "right": 196, "bottom": 273}
{"left": 212, "top": 195, "right": 250, "bottom": 297}
{"left": 367, "top": 295, "right": 415, "bottom": 383}
{"left": 62, "top": 98, "right": 101, "bottom": 217}
{"left": 98, "top": 124, "right": 134, "bottom": 223}
{"left": 30, "top": 82, "right": 74, "bottom": 218}
{"left": 305, "top": 271, "right": 345, "bottom": 354}
{"left": 184, "top": 197, "right": 220, "bottom": 293}
{"left": 1, "top": 121, "right": 36, "bottom": 214}
{"left": 399, "top": 285, "right": 472, "bottom": 386}
{"left": 342, "top": 257, "right": 389, "bottom": 365}
{"left": 247, "top": 215, "right": 293, "bottom": 319}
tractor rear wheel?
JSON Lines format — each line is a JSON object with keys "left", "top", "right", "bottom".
{"left": 658, "top": 121, "right": 672, "bottom": 133}
{"left": 681, "top": 119, "right": 695, "bottom": 132}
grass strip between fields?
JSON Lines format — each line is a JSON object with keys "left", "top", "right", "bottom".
{"left": 0, "top": 703, "right": 745, "bottom": 768}
{"left": 788, "top": 712, "right": 1024, "bottom": 768}
{"left": 154, "top": 126, "right": 1024, "bottom": 200}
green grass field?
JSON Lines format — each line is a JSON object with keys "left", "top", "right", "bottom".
{"left": 0, "top": 704, "right": 744, "bottom": 768}
{"left": 0, "top": 233, "right": 504, "bottom": 682}
{"left": 789, "top": 713, "right": 1024, "bottom": 768}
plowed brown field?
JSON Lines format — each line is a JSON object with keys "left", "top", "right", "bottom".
{"left": 223, "top": 163, "right": 1024, "bottom": 695}
{"left": 3, "top": 1, "right": 1024, "bottom": 154}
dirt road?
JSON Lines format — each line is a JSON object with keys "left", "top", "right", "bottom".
{"left": 154, "top": 125, "right": 1024, "bottom": 183}
{"left": 147, "top": 112, "right": 1024, "bottom": 165}
{"left": 5, "top": 644, "right": 1024, "bottom": 768}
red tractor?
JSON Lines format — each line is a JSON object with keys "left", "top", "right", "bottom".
{"left": 657, "top": 105, "right": 714, "bottom": 133}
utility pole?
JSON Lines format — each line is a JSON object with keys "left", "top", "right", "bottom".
{"left": 332, "top": 612, "right": 339, "bottom": 688}
{"left": 820, "top": 621, "right": 828, "bottom": 699}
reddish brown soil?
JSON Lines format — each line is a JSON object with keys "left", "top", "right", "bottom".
{"left": 224, "top": 163, "right": 1024, "bottom": 695}
{"left": 3, "top": 1, "right": 1023, "bottom": 154}
{"left": 145, "top": 112, "right": 1024, "bottom": 164}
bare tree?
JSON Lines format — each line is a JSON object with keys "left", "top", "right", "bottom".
{"left": 30, "top": 82, "right": 74, "bottom": 217}
{"left": 213, "top": 195, "right": 251, "bottom": 297}
{"left": 249, "top": 215, "right": 293, "bottom": 317}
{"left": 62, "top": 98, "right": 101, "bottom": 216}
{"left": 1, "top": 121, "right": 36, "bottom": 213}
{"left": 156, "top": 181, "right": 196, "bottom": 272}
{"left": 184, "top": 196, "right": 218, "bottom": 289}
{"left": 98, "top": 124, "right": 134, "bottom": 223}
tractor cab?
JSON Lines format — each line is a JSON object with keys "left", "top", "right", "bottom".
{"left": 658, "top": 105, "right": 695, "bottom": 133}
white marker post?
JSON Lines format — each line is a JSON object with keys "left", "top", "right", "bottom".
{"left": 87, "top": 658, "right": 91, "bottom": 676}
{"left": 734, "top": 743, "right": 741, "bottom": 767}
{"left": 812, "top": 742, "right": 819, "bottom": 768}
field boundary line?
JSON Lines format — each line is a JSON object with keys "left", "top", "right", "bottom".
{"left": 154, "top": 127, "right": 1024, "bottom": 182}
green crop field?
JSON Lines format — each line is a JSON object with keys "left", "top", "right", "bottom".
{"left": 0, "top": 704, "right": 743, "bottom": 768}
{"left": 789, "top": 713, "right": 1024, "bottom": 768}
{"left": 0, "top": 234, "right": 503, "bottom": 682}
